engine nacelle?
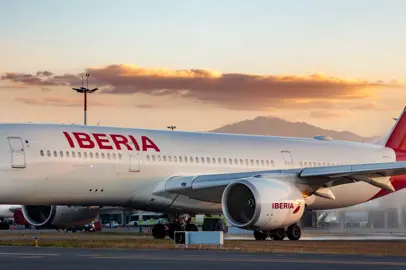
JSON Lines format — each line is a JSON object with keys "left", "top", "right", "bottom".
{"left": 221, "top": 177, "right": 305, "bottom": 231}
{"left": 21, "top": 205, "right": 99, "bottom": 229}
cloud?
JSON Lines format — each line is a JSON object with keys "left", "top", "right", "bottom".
{"left": 310, "top": 110, "right": 355, "bottom": 118}
{"left": 2, "top": 64, "right": 401, "bottom": 111}
{"left": 15, "top": 97, "right": 115, "bottom": 107}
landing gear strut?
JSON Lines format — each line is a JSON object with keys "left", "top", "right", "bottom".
{"left": 253, "top": 224, "right": 301, "bottom": 241}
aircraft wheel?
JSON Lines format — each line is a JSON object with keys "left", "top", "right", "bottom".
{"left": 287, "top": 224, "right": 301, "bottom": 241}
{"left": 254, "top": 230, "right": 268, "bottom": 240}
{"left": 152, "top": 223, "right": 166, "bottom": 239}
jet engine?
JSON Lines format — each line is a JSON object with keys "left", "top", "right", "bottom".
{"left": 21, "top": 205, "right": 99, "bottom": 229}
{"left": 221, "top": 177, "right": 305, "bottom": 231}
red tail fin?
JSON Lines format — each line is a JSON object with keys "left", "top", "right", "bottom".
{"left": 385, "top": 107, "right": 406, "bottom": 150}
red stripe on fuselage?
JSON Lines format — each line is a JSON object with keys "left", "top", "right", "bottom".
{"left": 368, "top": 149, "right": 406, "bottom": 201}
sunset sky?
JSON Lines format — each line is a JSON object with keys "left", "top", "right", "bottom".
{"left": 1, "top": 0, "right": 406, "bottom": 137}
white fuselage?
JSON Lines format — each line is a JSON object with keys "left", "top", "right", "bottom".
{"left": 0, "top": 123, "right": 395, "bottom": 214}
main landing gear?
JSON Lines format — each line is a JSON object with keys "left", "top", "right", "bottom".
{"left": 254, "top": 224, "right": 301, "bottom": 241}
{"left": 152, "top": 214, "right": 198, "bottom": 240}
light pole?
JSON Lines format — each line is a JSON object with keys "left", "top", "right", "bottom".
{"left": 167, "top": 126, "right": 176, "bottom": 131}
{"left": 72, "top": 73, "right": 98, "bottom": 125}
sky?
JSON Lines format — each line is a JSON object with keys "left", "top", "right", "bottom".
{"left": 1, "top": 0, "right": 406, "bottom": 137}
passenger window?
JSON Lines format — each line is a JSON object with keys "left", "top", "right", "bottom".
{"left": 173, "top": 156, "right": 177, "bottom": 162}
{"left": 146, "top": 155, "right": 150, "bottom": 161}
{"left": 66, "top": 151, "right": 70, "bottom": 158}
{"left": 218, "top": 158, "right": 222, "bottom": 164}
{"left": 53, "top": 150, "right": 57, "bottom": 157}
{"left": 207, "top": 157, "right": 210, "bottom": 164}
{"left": 107, "top": 153, "right": 110, "bottom": 160}
{"left": 72, "top": 151, "right": 76, "bottom": 158}
{"left": 190, "top": 157, "right": 193, "bottom": 163}
{"left": 239, "top": 159, "right": 243, "bottom": 165}
{"left": 101, "top": 153, "right": 105, "bottom": 159}
{"left": 163, "top": 156, "right": 167, "bottom": 162}
{"left": 271, "top": 160, "right": 274, "bottom": 167}
{"left": 201, "top": 157, "right": 204, "bottom": 163}
{"left": 152, "top": 155, "right": 155, "bottom": 161}
{"left": 157, "top": 155, "right": 161, "bottom": 161}
{"left": 40, "top": 150, "right": 44, "bottom": 157}
{"left": 95, "top": 152, "right": 99, "bottom": 159}
{"left": 196, "top": 157, "right": 199, "bottom": 163}
{"left": 261, "top": 160, "right": 264, "bottom": 166}
{"left": 179, "top": 156, "right": 182, "bottom": 162}
{"left": 266, "top": 160, "right": 269, "bottom": 166}
{"left": 78, "top": 152, "right": 82, "bottom": 158}
{"left": 112, "top": 153, "right": 116, "bottom": 160}
{"left": 168, "top": 156, "right": 172, "bottom": 162}
{"left": 118, "top": 153, "right": 122, "bottom": 160}
{"left": 84, "top": 152, "right": 87, "bottom": 159}
{"left": 184, "top": 156, "right": 187, "bottom": 163}
{"left": 256, "top": 160, "right": 259, "bottom": 166}
{"left": 212, "top": 157, "right": 216, "bottom": 164}
{"left": 250, "top": 159, "right": 254, "bottom": 166}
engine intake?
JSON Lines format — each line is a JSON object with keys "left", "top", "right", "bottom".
{"left": 221, "top": 177, "right": 305, "bottom": 231}
{"left": 22, "top": 205, "right": 99, "bottom": 229}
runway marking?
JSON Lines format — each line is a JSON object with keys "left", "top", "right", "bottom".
{"left": 0, "top": 252, "right": 59, "bottom": 256}
{"left": 18, "top": 256, "right": 44, "bottom": 259}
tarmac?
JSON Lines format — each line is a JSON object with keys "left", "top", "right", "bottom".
{"left": 0, "top": 246, "right": 405, "bottom": 270}
{"left": 3, "top": 227, "right": 406, "bottom": 241}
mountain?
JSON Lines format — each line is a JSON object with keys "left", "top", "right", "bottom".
{"left": 209, "top": 116, "right": 382, "bottom": 143}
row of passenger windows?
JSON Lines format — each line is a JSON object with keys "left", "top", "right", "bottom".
{"left": 146, "top": 154, "right": 275, "bottom": 167}
{"left": 39, "top": 150, "right": 346, "bottom": 168}
{"left": 40, "top": 150, "right": 123, "bottom": 161}
{"left": 300, "top": 161, "right": 345, "bottom": 167}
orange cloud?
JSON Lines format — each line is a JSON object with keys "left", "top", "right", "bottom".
{"left": 2, "top": 64, "right": 401, "bottom": 111}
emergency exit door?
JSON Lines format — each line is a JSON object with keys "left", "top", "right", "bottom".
{"left": 8, "top": 137, "right": 26, "bottom": 168}
{"left": 129, "top": 153, "right": 140, "bottom": 172}
{"left": 281, "top": 150, "right": 293, "bottom": 168}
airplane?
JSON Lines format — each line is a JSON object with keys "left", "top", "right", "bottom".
{"left": 1, "top": 107, "right": 406, "bottom": 241}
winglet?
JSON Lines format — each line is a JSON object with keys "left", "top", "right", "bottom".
{"left": 384, "top": 106, "right": 406, "bottom": 150}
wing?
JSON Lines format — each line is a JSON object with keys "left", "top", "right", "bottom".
{"left": 152, "top": 161, "right": 406, "bottom": 203}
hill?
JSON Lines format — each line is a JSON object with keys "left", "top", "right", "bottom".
{"left": 210, "top": 116, "right": 381, "bottom": 143}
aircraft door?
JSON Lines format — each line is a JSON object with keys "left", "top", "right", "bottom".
{"left": 280, "top": 150, "right": 293, "bottom": 168}
{"left": 7, "top": 137, "right": 26, "bottom": 168}
{"left": 129, "top": 153, "right": 140, "bottom": 172}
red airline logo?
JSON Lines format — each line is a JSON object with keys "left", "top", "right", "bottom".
{"left": 272, "top": 202, "right": 295, "bottom": 209}
{"left": 63, "top": 132, "right": 160, "bottom": 152}
{"left": 272, "top": 202, "right": 301, "bottom": 214}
